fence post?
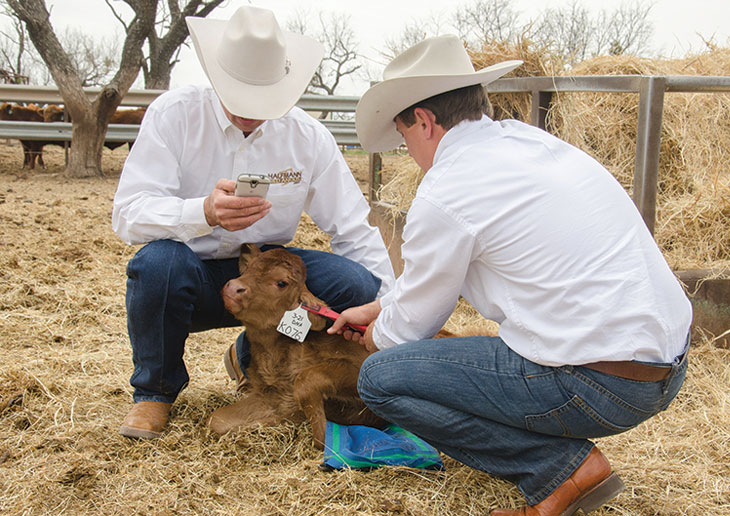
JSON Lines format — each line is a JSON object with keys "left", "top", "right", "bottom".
{"left": 368, "top": 152, "right": 382, "bottom": 203}
{"left": 633, "top": 76, "right": 666, "bottom": 235}
{"left": 530, "top": 90, "right": 553, "bottom": 130}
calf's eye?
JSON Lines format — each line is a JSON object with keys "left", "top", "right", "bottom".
{"left": 276, "top": 280, "right": 288, "bottom": 288}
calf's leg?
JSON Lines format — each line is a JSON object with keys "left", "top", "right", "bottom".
{"left": 293, "top": 360, "right": 364, "bottom": 450}
{"left": 207, "top": 392, "right": 286, "bottom": 435}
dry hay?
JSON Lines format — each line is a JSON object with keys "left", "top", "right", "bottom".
{"left": 470, "top": 37, "right": 565, "bottom": 123}
{"left": 377, "top": 155, "right": 423, "bottom": 215}
{"left": 0, "top": 144, "right": 729, "bottom": 515}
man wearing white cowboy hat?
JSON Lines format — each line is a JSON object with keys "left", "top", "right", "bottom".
{"left": 112, "top": 5, "right": 394, "bottom": 439}
{"left": 330, "top": 35, "right": 691, "bottom": 515}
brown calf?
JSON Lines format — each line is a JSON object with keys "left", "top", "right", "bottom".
{"left": 208, "top": 244, "right": 385, "bottom": 449}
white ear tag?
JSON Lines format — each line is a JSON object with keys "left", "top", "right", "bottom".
{"left": 277, "top": 305, "right": 311, "bottom": 342}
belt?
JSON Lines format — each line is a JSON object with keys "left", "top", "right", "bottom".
{"left": 581, "top": 360, "right": 672, "bottom": 382}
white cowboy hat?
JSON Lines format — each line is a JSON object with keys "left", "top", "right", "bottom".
{"left": 186, "top": 6, "right": 324, "bottom": 120}
{"left": 355, "top": 35, "right": 523, "bottom": 152}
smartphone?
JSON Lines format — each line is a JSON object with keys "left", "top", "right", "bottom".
{"left": 235, "top": 174, "right": 271, "bottom": 198}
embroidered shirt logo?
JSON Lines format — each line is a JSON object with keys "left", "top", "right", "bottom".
{"left": 267, "top": 168, "right": 302, "bottom": 184}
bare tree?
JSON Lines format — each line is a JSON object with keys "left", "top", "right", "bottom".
{"left": 54, "top": 27, "right": 120, "bottom": 87}
{"left": 533, "top": 0, "right": 654, "bottom": 63}
{"left": 106, "top": 0, "right": 225, "bottom": 90}
{"left": 533, "top": 1, "right": 594, "bottom": 63}
{"left": 287, "top": 9, "right": 362, "bottom": 98}
{"left": 453, "top": 0, "right": 521, "bottom": 48}
{"left": 594, "top": 2, "right": 654, "bottom": 56}
{"left": 7, "top": 0, "right": 157, "bottom": 177}
{"left": 382, "top": 13, "right": 448, "bottom": 60}
{"left": 0, "top": 8, "right": 33, "bottom": 83}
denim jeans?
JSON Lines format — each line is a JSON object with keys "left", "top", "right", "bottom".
{"left": 357, "top": 335, "right": 688, "bottom": 505}
{"left": 125, "top": 240, "right": 381, "bottom": 403}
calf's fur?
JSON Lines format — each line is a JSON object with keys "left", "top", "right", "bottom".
{"left": 208, "top": 244, "right": 385, "bottom": 449}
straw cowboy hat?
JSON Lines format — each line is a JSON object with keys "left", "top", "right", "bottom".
{"left": 355, "top": 35, "right": 523, "bottom": 152}
{"left": 186, "top": 6, "right": 324, "bottom": 120}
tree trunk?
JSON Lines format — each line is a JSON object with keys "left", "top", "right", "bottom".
{"left": 62, "top": 89, "right": 118, "bottom": 178}
{"left": 146, "top": 59, "right": 172, "bottom": 90}
{"left": 67, "top": 119, "right": 107, "bottom": 178}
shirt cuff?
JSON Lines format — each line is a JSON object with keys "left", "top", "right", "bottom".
{"left": 372, "top": 316, "right": 397, "bottom": 350}
{"left": 179, "top": 197, "right": 214, "bottom": 241}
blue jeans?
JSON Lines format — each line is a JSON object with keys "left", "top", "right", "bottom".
{"left": 125, "top": 240, "right": 381, "bottom": 403}
{"left": 357, "top": 335, "right": 688, "bottom": 505}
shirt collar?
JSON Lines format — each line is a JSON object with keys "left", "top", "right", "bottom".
{"left": 211, "top": 95, "right": 270, "bottom": 139}
{"left": 211, "top": 96, "right": 233, "bottom": 133}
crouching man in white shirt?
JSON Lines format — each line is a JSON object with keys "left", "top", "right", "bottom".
{"left": 112, "top": 6, "right": 394, "bottom": 440}
{"left": 330, "top": 35, "right": 691, "bottom": 516}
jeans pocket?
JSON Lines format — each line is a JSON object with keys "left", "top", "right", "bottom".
{"left": 525, "top": 394, "right": 638, "bottom": 438}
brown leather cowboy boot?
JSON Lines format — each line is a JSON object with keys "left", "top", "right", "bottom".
{"left": 119, "top": 401, "right": 172, "bottom": 439}
{"left": 223, "top": 343, "right": 249, "bottom": 392}
{"left": 491, "top": 447, "right": 625, "bottom": 516}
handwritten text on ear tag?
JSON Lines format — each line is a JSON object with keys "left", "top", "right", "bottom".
{"left": 277, "top": 305, "right": 311, "bottom": 342}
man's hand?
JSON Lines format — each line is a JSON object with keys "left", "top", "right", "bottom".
{"left": 328, "top": 300, "right": 381, "bottom": 352}
{"left": 204, "top": 179, "right": 271, "bottom": 230}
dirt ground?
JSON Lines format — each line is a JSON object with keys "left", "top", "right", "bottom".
{"left": 0, "top": 143, "right": 728, "bottom": 515}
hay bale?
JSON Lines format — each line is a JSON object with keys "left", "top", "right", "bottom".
{"left": 470, "top": 37, "right": 565, "bottom": 122}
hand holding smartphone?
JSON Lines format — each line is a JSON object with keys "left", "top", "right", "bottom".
{"left": 235, "top": 174, "right": 271, "bottom": 198}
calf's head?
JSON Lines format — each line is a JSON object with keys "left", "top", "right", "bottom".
{"left": 222, "top": 244, "right": 328, "bottom": 332}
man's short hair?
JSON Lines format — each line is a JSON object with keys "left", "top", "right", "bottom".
{"left": 396, "top": 84, "right": 493, "bottom": 129}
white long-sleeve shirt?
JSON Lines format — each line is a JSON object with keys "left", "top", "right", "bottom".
{"left": 112, "top": 85, "right": 394, "bottom": 295}
{"left": 373, "top": 116, "right": 692, "bottom": 366}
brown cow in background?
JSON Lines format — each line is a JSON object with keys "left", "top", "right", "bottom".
{"left": 0, "top": 103, "right": 147, "bottom": 172}
{"left": 43, "top": 105, "right": 147, "bottom": 151}
{"left": 107, "top": 107, "right": 147, "bottom": 150}
{"left": 0, "top": 102, "right": 46, "bottom": 170}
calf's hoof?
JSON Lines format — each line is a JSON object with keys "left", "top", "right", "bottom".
{"left": 207, "top": 399, "right": 248, "bottom": 435}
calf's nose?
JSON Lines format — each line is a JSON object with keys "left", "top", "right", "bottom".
{"left": 223, "top": 280, "right": 246, "bottom": 298}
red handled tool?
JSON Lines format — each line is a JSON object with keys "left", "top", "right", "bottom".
{"left": 300, "top": 303, "right": 368, "bottom": 333}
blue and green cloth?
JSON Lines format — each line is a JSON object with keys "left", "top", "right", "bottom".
{"left": 322, "top": 421, "right": 443, "bottom": 471}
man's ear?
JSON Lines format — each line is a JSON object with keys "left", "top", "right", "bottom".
{"left": 413, "top": 107, "right": 437, "bottom": 138}
{"left": 300, "top": 288, "right": 328, "bottom": 332}
{"left": 238, "top": 243, "right": 261, "bottom": 274}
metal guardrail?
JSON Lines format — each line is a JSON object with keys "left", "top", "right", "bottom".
{"left": 0, "top": 83, "right": 166, "bottom": 106}
{"left": 0, "top": 120, "right": 139, "bottom": 142}
{"left": 0, "top": 118, "right": 359, "bottom": 145}
{"left": 0, "top": 85, "right": 359, "bottom": 145}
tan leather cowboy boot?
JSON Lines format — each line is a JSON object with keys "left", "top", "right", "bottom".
{"left": 491, "top": 447, "right": 625, "bottom": 516}
{"left": 119, "top": 401, "right": 172, "bottom": 439}
{"left": 223, "top": 342, "right": 248, "bottom": 392}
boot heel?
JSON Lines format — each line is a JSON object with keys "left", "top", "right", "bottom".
{"left": 574, "top": 473, "right": 625, "bottom": 515}
{"left": 224, "top": 346, "right": 237, "bottom": 381}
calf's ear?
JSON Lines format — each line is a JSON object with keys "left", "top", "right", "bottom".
{"left": 238, "top": 244, "right": 261, "bottom": 273}
{"left": 300, "top": 288, "right": 328, "bottom": 331}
